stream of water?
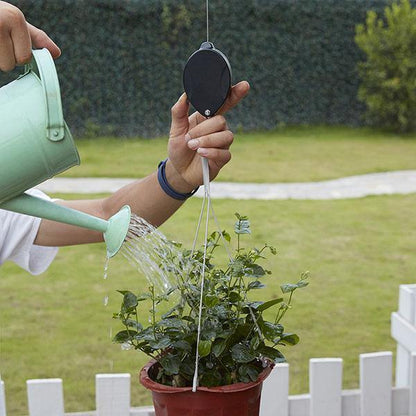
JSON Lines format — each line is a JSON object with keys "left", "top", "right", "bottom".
{"left": 103, "top": 213, "right": 187, "bottom": 366}
{"left": 119, "top": 214, "right": 183, "bottom": 293}
{"left": 103, "top": 213, "right": 188, "bottom": 310}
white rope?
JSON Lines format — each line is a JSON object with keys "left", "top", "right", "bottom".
{"left": 192, "top": 157, "right": 211, "bottom": 392}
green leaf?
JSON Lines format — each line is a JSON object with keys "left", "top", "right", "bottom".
{"left": 238, "top": 363, "right": 262, "bottom": 382}
{"left": 228, "top": 291, "right": 242, "bottom": 303}
{"left": 157, "top": 318, "right": 184, "bottom": 329}
{"left": 222, "top": 231, "right": 231, "bottom": 242}
{"left": 198, "top": 340, "right": 212, "bottom": 358}
{"left": 212, "top": 338, "right": 227, "bottom": 357}
{"left": 149, "top": 336, "right": 172, "bottom": 350}
{"left": 257, "top": 298, "right": 283, "bottom": 311}
{"left": 200, "top": 369, "right": 222, "bottom": 387}
{"left": 248, "top": 280, "right": 265, "bottom": 290}
{"left": 134, "top": 327, "right": 157, "bottom": 342}
{"left": 231, "top": 343, "right": 256, "bottom": 363}
{"left": 267, "top": 245, "right": 277, "bottom": 255}
{"left": 171, "top": 340, "right": 192, "bottom": 353}
{"left": 257, "top": 345, "right": 286, "bottom": 363}
{"left": 244, "top": 301, "right": 263, "bottom": 311}
{"left": 234, "top": 212, "right": 248, "bottom": 221}
{"left": 179, "top": 359, "right": 195, "bottom": 376}
{"left": 278, "top": 333, "right": 299, "bottom": 346}
{"left": 119, "top": 291, "right": 138, "bottom": 311}
{"left": 296, "top": 280, "right": 309, "bottom": 289}
{"left": 113, "top": 330, "right": 137, "bottom": 343}
{"left": 258, "top": 319, "right": 283, "bottom": 341}
{"left": 234, "top": 215, "right": 251, "bottom": 234}
{"left": 244, "top": 264, "right": 266, "bottom": 278}
{"left": 230, "top": 259, "right": 244, "bottom": 276}
{"left": 204, "top": 294, "right": 219, "bottom": 307}
{"left": 122, "top": 319, "right": 143, "bottom": 331}
{"left": 250, "top": 335, "right": 261, "bottom": 351}
{"left": 280, "top": 283, "right": 298, "bottom": 294}
{"left": 159, "top": 354, "right": 181, "bottom": 375}
{"left": 281, "top": 277, "right": 309, "bottom": 293}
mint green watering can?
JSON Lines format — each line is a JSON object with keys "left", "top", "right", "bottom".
{"left": 0, "top": 49, "right": 130, "bottom": 257}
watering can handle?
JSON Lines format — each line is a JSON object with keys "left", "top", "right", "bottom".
{"left": 27, "top": 49, "right": 65, "bottom": 142}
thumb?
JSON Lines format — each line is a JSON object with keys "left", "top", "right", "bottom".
{"left": 170, "top": 93, "right": 190, "bottom": 139}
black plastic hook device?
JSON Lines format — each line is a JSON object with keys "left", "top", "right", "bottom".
{"left": 183, "top": 41, "right": 232, "bottom": 117}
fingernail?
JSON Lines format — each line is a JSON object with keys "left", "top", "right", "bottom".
{"left": 187, "top": 139, "right": 200, "bottom": 150}
{"left": 197, "top": 148, "right": 208, "bottom": 156}
{"left": 185, "top": 133, "right": 191, "bottom": 142}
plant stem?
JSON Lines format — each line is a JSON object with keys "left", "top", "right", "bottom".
{"left": 275, "top": 290, "right": 294, "bottom": 324}
{"left": 150, "top": 286, "right": 156, "bottom": 337}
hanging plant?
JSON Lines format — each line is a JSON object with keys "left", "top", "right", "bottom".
{"left": 113, "top": 213, "right": 309, "bottom": 388}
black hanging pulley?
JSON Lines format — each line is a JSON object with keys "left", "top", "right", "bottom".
{"left": 183, "top": 41, "right": 232, "bottom": 117}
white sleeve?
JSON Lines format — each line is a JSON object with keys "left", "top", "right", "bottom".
{"left": 0, "top": 188, "right": 58, "bottom": 275}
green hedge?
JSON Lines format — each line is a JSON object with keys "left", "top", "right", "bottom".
{"left": 1, "top": 0, "right": 415, "bottom": 137}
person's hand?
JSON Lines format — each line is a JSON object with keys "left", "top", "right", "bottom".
{"left": 0, "top": 1, "right": 60, "bottom": 71}
{"left": 166, "top": 81, "right": 250, "bottom": 193}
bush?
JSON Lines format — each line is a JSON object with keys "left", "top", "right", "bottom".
{"left": 355, "top": 0, "right": 416, "bottom": 132}
{"left": 2, "top": 0, "right": 416, "bottom": 136}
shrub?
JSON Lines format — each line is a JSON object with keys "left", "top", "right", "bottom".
{"left": 355, "top": 0, "right": 416, "bottom": 132}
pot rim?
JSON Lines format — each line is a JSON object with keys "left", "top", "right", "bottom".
{"left": 140, "top": 358, "right": 274, "bottom": 394}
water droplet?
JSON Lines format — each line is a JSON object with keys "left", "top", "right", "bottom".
{"left": 121, "top": 342, "right": 133, "bottom": 351}
{"left": 103, "top": 257, "right": 110, "bottom": 280}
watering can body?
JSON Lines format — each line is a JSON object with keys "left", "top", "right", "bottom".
{"left": 0, "top": 49, "right": 130, "bottom": 257}
{"left": 0, "top": 48, "right": 80, "bottom": 204}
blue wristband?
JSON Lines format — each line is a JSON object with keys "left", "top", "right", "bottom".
{"left": 157, "top": 159, "right": 199, "bottom": 200}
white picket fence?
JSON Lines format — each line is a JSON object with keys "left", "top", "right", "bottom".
{"left": 1, "top": 284, "right": 415, "bottom": 416}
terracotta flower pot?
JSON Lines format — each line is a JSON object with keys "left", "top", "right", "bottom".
{"left": 140, "top": 359, "right": 273, "bottom": 416}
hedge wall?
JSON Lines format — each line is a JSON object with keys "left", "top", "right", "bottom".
{"left": 1, "top": 0, "right": 414, "bottom": 137}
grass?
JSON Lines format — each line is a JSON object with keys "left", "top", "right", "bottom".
{"left": 1, "top": 193, "right": 416, "bottom": 414}
{"left": 63, "top": 125, "right": 416, "bottom": 182}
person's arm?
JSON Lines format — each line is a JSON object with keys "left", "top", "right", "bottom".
{"left": 34, "top": 82, "right": 250, "bottom": 247}
{"left": 0, "top": 1, "right": 60, "bottom": 71}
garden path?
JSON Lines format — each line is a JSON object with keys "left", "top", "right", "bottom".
{"left": 37, "top": 170, "right": 416, "bottom": 200}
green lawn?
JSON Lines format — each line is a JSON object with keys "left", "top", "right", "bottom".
{"left": 64, "top": 126, "right": 416, "bottom": 182}
{"left": 1, "top": 194, "right": 416, "bottom": 414}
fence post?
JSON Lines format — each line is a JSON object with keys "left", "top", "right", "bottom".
{"left": 309, "top": 358, "right": 342, "bottom": 416}
{"left": 360, "top": 351, "right": 392, "bottom": 416}
{"left": 96, "top": 374, "right": 130, "bottom": 416}
{"left": 410, "top": 352, "right": 416, "bottom": 416}
{"left": 26, "top": 379, "right": 64, "bottom": 416}
{"left": 391, "top": 284, "right": 416, "bottom": 387}
{"left": 260, "top": 363, "right": 289, "bottom": 416}
{"left": 0, "top": 379, "right": 6, "bottom": 416}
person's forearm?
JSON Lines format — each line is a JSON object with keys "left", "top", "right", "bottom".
{"left": 102, "top": 167, "right": 188, "bottom": 228}
{"left": 34, "top": 164, "right": 190, "bottom": 247}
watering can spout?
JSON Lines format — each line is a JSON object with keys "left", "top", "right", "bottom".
{"left": 0, "top": 193, "right": 131, "bottom": 258}
{"left": 104, "top": 205, "right": 131, "bottom": 257}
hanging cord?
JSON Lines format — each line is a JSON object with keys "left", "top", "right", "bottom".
{"left": 206, "top": 0, "right": 210, "bottom": 42}
{"left": 192, "top": 157, "right": 211, "bottom": 392}
{"left": 190, "top": 158, "right": 264, "bottom": 392}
